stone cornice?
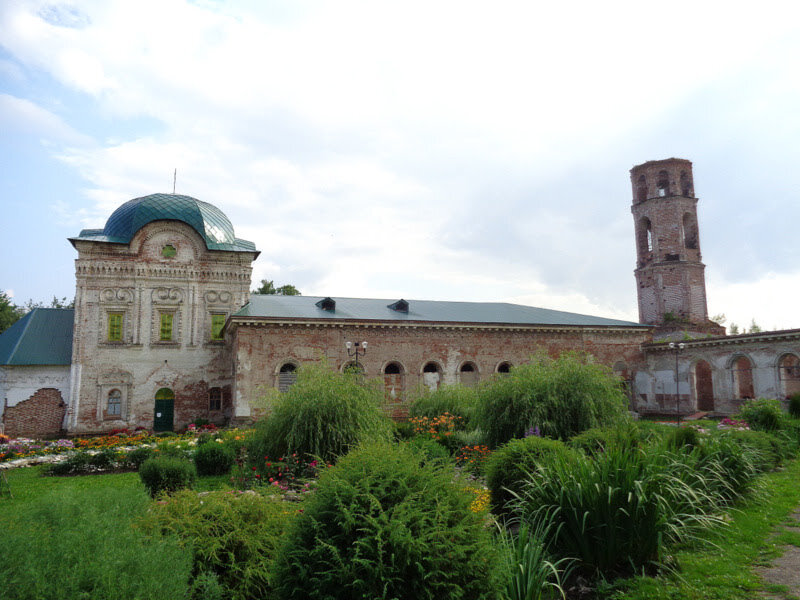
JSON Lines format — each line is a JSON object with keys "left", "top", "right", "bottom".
{"left": 228, "top": 317, "right": 651, "bottom": 335}
{"left": 643, "top": 328, "right": 800, "bottom": 352}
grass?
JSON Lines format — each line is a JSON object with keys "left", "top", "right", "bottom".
{"left": 601, "top": 457, "right": 800, "bottom": 599}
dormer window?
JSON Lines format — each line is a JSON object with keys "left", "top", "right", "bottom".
{"left": 387, "top": 299, "right": 409, "bottom": 313}
{"left": 316, "top": 297, "right": 336, "bottom": 311}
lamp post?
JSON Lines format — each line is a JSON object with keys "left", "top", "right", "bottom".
{"left": 669, "top": 342, "right": 685, "bottom": 423}
{"left": 345, "top": 340, "right": 368, "bottom": 372}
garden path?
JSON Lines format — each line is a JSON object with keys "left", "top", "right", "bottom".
{"left": 758, "top": 507, "right": 800, "bottom": 599}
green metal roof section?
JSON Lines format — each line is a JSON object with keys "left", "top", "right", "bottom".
{"left": 0, "top": 308, "right": 74, "bottom": 366}
{"left": 235, "top": 295, "right": 645, "bottom": 328}
{"left": 71, "top": 193, "right": 257, "bottom": 253}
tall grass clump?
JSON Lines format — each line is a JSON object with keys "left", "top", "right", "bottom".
{"left": 271, "top": 441, "right": 504, "bottom": 599}
{"left": 485, "top": 435, "right": 580, "bottom": 516}
{"left": 499, "top": 520, "right": 572, "bottom": 600}
{"left": 0, "top": 487, "right": 191, "bottom": 600}
{"left": 568, "top": 421, "right": 651, "bottom": 455}
{"left": 475, "top": 352, "right": 629, "bottom": 447}
{"left": 141, "top": 489, "right": 294, "bottom": 600}
{"left": 409, "top": 383, "right": 479, "bottom": 424}
{"left": 737, "top": 398, "right": 785, "bottom": 432}
{"left": 517, "top": 445, "right": 722, "bottom": 577}
{"left": 139, "top": 457, "right": 196, "bottom": 497}
{"left": 249, "top": 361, "right": 392, "bottom": 465}
{"left": 789, "top": 393, "right": 800, "bottom": 418}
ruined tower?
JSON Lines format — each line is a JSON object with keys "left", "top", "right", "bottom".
{"left": 630, "top": 158, "right": 724, "bottom": 337}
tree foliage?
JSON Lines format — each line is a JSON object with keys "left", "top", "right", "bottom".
{"left": 251, "top": 279, "right": 300, "bottom": 295}
{"left": 0, "top": 291, "right": 74, "bottom": 334}
{"left": 475, "top": 352, "right": 629, "bottom": 447}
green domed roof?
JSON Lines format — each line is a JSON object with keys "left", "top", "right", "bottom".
{"left": 71, "top": 193, "right": 257, "bottom": 253}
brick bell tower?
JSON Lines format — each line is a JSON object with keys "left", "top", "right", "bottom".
{"left": 630, "top": 158, "right": 724, "bottom": 338}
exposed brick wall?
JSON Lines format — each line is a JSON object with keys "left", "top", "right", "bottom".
{"left": 3, "top": 388, "right": 66, "bottom": 438}
{"left": 231, "top": 322, "right": 651, "bottom": 420}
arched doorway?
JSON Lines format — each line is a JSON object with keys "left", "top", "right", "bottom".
{"left": 153, "top": 388, "right": 174, "bottom": 432}
{"left": 459, "top": 362, "right": 479, "bottom": 387}
{"left": 731, "top": 356, "right": 754, "bottom": 399}
{"left": 693, "top": 360, "right": 714, "bottom": 411}
{"left": 383, "top": 362, "right": 405, "bottom": 401}
{"left": 779, "top": 354, "right": 800, "bottom": 398}
{"left": 422, "top": 362, "right": 442, "bottom": 391}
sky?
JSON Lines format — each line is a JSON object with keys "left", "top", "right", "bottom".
{"left": 1, "top": 0, "right": 799, "bottom": 333}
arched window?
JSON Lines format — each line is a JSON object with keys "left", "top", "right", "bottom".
{"left": 107, "top": 389, "right": 122, "bottom": 416}
{"left": 209, "top": 387, "right": 222, "bottom": 411}
{"left": 459, "top": 362, "right": 479, "bottom": 387}
{"left": 657, "top": 170, "right": 670, "bottom": 197}
{"left": 383, "top": 362, "right": 405, "bottom": 401}
{"left": 422, "top": 362, "right": 442, "bottom": 391}
{"left": 683, "top": 213, "right": 698, "bottom": 249}
{"left": 636, "top": 174, "right": 648, "bottom": 202}
{"left": 638, "top": 217, "right": 653, "bottom": 255}
{"left": 680, "top": 170, "right": 693, "bottom": 196}
{"left": 693, "top": 360, "right": 714, "bottom": 411}
{"left": 778, "top": 354, "right": 800, "bottom": 398}
{"left": 278, "top": 363, "right": 297, "bottom": 392}
{"left": 496, "top": 362, "right": 512, "bottom": 374}
{"left": 731, "top": 356, "right": 754, "bottom": 399}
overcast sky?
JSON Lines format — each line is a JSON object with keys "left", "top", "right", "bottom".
{"left": 2, "top": 0, "right": 799, "bottom": 332}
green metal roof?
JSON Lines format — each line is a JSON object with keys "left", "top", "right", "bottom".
{"left": 70, "top": 193, "right": 257, "bottom": 253}
{"left": 234, "top": 295, "right": 645, "bottom": 328}
{"left": 0, "top": 308, "right": 74, "bottom": 366}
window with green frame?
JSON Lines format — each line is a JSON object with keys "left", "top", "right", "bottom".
{"left": 108, "top": 313, "right": 123, "bottom": 341}
{"left": 159, "top": 312, "right": 174, "bottom": 341}
{"left": 210, "top": 314, "right": 226, "bottom": 340}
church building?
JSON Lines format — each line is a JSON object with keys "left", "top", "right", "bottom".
{"left": 2, "top": 159, "right": 799, "bottom": 437}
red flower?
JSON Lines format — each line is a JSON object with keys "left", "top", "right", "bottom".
{"left": 251, "top": 466, "right": 256, "bottom": 471}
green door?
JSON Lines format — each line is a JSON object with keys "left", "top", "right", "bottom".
{"left": 153, "top": 388, "right": 174, "bottom": 432}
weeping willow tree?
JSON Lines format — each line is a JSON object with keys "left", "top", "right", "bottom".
{"left": 475, "top": 352, "right": 629, "bottom": 447}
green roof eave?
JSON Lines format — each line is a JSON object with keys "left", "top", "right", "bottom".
{"left": 0, "top": 308, "right": 74, "bottom": 366}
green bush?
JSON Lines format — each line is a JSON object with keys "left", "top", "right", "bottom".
{"left": 89, "top": 448, "right": 118, "bottom": 470}
{"left": 272, "top": 441, "right": 504, "bottom": 599}
{"left": 404, "top": 435, "right": 453, "bottom": 463}
{"left": 568, "top": 422, "right": 649, "bottom": 455}
{"left": 737, "top": 398, "right": 785, "bottom": 432}
{"left": 485, "top": 435, "right": 580, "bottom": 516}
{"left": 44, "top": 451, "right": 91, "bottom": 476}
{"left": 790, "top": 394, "right": 800, "bottom": 418}
{"left": 475, "top": 352, "right": 629, "bottom": 447}
{"left": 517, "top": 445, "right": 721, "bottom": 577}
{"left": 695, "top": 434, "right": 761, "bottom": 505}
{"left": 139, "top": 457, "right": 196, "bottom": 497}
{"left": 722, "top": 429, "right": 792, "bottom": 472}
{"left": 665, "top": 425, "right": 702, "bottom": 451}
{"left": 194, "top": 442, "right": 235, "bottom": 476}
{"left": 0, "top": 487, "right": 191, "bottom": 600}
{"left": 409, "top": 384, "right": 479, "bottom": 424}
{"left": 249, "top": 361, "right": 392, "bottom": 465}
{"left": 392, "top": 419, "right": 417, "bottom": 440}
{"left": 141, "top": 489, "right": 292, "bottom": 600}
{"left": 126, "top": 446, "right": 155, "bottom": 469}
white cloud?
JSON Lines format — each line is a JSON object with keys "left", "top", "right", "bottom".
{"left": 0, "top": 93, "right": 91, "bottom": 145}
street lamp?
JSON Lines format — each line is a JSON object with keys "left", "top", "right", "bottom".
{"left": 345, "top": 340, "right": 368, "bottom": 372}
{"left": 669, "top": 342, "right": 685, "bottom": 422}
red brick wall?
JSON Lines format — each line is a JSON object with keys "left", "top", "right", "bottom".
{"left": 232, "top": 323, "right": 650, "bottom": 416}
{"left": 3, "top": 388, "right": 66, "bottom": 438}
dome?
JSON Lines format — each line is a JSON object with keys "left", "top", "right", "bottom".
{"left": 71, "top": 193, "right": 256, "bottom": 253}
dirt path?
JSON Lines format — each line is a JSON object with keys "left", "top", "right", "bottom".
{"left": 758, "top": 508, "right": 800, "bottom": 600}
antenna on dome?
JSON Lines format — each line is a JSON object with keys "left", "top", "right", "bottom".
{"left": 172, "top": 169, "right": 177, "bottom": 194}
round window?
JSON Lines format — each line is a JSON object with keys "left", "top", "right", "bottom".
{"left": 161, "top": 244, "right": 176, "bottom": 258}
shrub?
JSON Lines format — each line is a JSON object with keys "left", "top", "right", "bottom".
{"left": 404, "top": 435, "right": 452, "bottom": 463}
{"left": 790, "top": 394, "right": 800, "bottom": 418}
{"left": 44, "top": 451, "right": 91, "bottom": 476}
{"left": 485, "top": 435, "right": 580, "bottom": 516}
{"left": 475, "top": 352, "right": 629, "bottom": 447}
{"left": 141, "top": 489, "right": 293, "bottom": 600}
{"left": 139, "top": 457, "right": 196, "bottom": 497}
{"left": 568, "top": 422, "right": 649, "bottom": 455}
{"left": 89, "top": 448, "right": 118, "bottom": 470}
{"left": 695, "top": 433, "right": 761, "bottom": 505}
{"left": 737, "top": 398, "right": 785, "bottom": 432}
{"left": 271, "top": 441, "right": 504, "bottom": 599}
{"left": 248, "top": 361, "right": 392, "bottom": 465}
{"left": 517, "top": 445, "right": 721, "bottom": 577}
{"left": 126, "top": 446, "right": 155, "bottom": 469}
{"left": 721, "top": 429, "right": 792, "bottom": 472}
{"left": 0, "top": 487, "right": 191, "bottom": 599}
{"left": 194, "top": 442, "right": 235, "bottom": 476}
{"left": 665, "top": 425, "right": 702, "bottom": 451}
{"left": 409, "top": 384, "right": 479, "bottom": 424}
